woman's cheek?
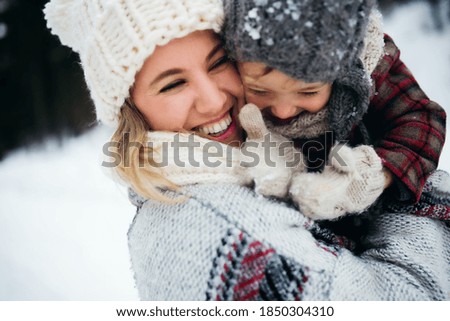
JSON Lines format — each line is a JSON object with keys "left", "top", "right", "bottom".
{"left": 144, "top": 97, "right": 188, "bottom": 131}
{"left": 218, "top": 67, "right": 245, "bottom": 101}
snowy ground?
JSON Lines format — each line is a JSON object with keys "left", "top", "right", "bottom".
{"left": 1, "top": 2, "right": 449, "bottom": 300}
{"left": 0, "top": 126, "right": 139, "bottom": 300}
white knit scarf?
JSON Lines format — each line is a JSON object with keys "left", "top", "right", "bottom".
{"left": 147, "top": 131, "right": 252, "bottom": 187}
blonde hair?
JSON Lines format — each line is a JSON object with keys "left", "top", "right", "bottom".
{"left": 110, "top": 100, "right": 179, "bottom": 202}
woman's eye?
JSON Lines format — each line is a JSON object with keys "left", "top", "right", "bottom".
{"left": 209, "top": 55, "right": 230, "bottom": 71}
{"left": 159, "top": 80, "right": 186, "bottom": 93}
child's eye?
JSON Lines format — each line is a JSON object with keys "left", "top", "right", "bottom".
{"left": 301, "top": 91, "right": 319, "bottom": 97}
{"left": 159, "top": 80, "right": 186, "bottom": 93}
{"left": 247, "top": 88, "right": 269, "bottom": 96}
{"left": 209, "top": 55, "right": 230, "bottom": 71}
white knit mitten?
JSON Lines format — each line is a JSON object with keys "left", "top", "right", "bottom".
{"left": 289, "top": 144, "right": 385, "bottom": 220}
{"left": 238, "top": 104, "right": 304, "bottom": 198}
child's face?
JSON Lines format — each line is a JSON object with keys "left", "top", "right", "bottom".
{"left": 239, "top": 62, "right": 332, "bottom": 120}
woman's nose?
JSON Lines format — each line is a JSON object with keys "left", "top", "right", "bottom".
{"left": 195, "top": 75, "right": 227, "bottom": 114}
{"left": 270, "top": 104, "right": 298, "bottom": 119}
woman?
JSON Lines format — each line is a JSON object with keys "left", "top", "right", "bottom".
{"left": 44, "top": 0, "right": 450, "bottom": 300}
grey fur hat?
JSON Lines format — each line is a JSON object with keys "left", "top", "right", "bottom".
{"left": 222, "top": 0, "right": 376, "bottom": 83}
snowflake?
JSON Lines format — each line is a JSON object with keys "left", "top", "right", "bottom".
{"left": 265, "top": 38, "right": 274, "bottom": 46}
{"left": 248, "top": 7, "right": 259, "bottom": 19}
{"left": 244, "top": 7, "right": 262, "bottom": 40}
{"left": 253, "top": 0, "right": 269, "bottom": 6}
{"left": 273, "top": 1, "right": 282, "bottom": 10}
{"left": 291, "top": 12, "right": 300, "bottom": 20}
{"left": 245, "top": 0, "right": 302, "bottom": 39}
{"left": 246, "top": 27, "right": 261, "bottom": 40}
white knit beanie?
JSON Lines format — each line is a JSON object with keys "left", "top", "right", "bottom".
{"left": 44, "top": 0, "right": 224, "bottom": 126}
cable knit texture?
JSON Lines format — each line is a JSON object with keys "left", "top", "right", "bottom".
{"left": 360, "top": 8, "right": 385, "bottom": 75}
{"left": 44, "top": 0, "right": 224, "bottom": 126}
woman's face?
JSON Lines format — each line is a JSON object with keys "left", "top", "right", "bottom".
{"left": 131, "top": 30, "right": 245, "bottom": 146}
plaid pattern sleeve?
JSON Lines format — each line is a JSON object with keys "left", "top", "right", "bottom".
{"left": 365, "top": 34, "right": 446, "bottom": 203}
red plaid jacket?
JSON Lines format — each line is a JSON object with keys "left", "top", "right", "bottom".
{"left": 364, "top": 34, "right": 446, "bottom": 203}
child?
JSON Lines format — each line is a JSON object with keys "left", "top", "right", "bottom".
{"left": 223, "top": 0, "right": 446, "bottom": 220}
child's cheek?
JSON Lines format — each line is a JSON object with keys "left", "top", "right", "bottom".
{"left": 245, "top": 93, "right": 267, "bottom": 109}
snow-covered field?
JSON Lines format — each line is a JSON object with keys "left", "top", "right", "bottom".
{"left": 0, "top": 126, "right": 139, "bottom": 300}
{"left": 1, "top": 2, "right": 449, "bottom": 300}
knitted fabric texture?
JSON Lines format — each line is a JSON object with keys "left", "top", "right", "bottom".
{"left": 127, "top": 129, "right": 450, "bottom": 300}
{"left": 128, "top": 182, "right": 450, "bottom": 300}
{"left": 222, "top": 0, "right": 376, "bottom": 83}
{"left": 327, "top": 60, "right": 371, "bottom": 141}
{"left": 44, "top": 0, "right": 224, "bottom": 126}
{"left": 264, "top": 108, "right": 330, "bottom": 139}
{"left": 386, "top": 170, "right": 450, "bottom": 221}
{"left": 238, "top": 104, "right": 304, "bottom": 198}
{"left": 206, "top": 228, "right": 312, "bottom": 300}
{"left": 289, "top": 144, "right": 385, "bottom": 220}
{"left": 360, "top": 9, "right": 385, "bottom": 75}
{"left": 147, "top": 131, "right": 251, "bottom": 187}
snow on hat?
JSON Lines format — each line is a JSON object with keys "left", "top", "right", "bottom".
{"left": 44, "top": 0, "right": 224, "bottom": 126}
{"left": 222, "top": 0, "right": 376, "bottom": 83}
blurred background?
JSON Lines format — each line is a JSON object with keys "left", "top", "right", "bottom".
{"left": 0, "top": 0, "right": 449, "bottom": 300}
{"left": 0, "top": 0, "right": 95, "bottom": 161}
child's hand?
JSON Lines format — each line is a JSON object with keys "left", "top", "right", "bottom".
{"left": 238, "top": 104, "right": 304, "bottom": 198}
{"left": 289, "top": 144, "right": 385, "bottom": 220}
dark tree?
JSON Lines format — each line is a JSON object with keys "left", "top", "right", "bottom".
{"left": 378, "top": 0, "right": 450, "bottom": 30}
{"left": 0, "top": 0, "right": 95, "bottom": 160}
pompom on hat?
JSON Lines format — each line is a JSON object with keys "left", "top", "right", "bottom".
{"left": 44, "top": 0, "right": 224, "bottom": 126}
{"left": 222, "top": 0, "right": 376, "bottom": 83}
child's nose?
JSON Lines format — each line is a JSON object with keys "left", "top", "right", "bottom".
{"left": 270, "top": 104, "right": 299, "bottom": 119}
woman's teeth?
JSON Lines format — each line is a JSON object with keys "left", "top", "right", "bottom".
{"left": 198, "top": 113, "right": 232, "bottom": 136}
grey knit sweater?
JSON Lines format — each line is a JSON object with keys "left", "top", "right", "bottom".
{"left": 127, "top": 132, "right": 450, "bottom": 300}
